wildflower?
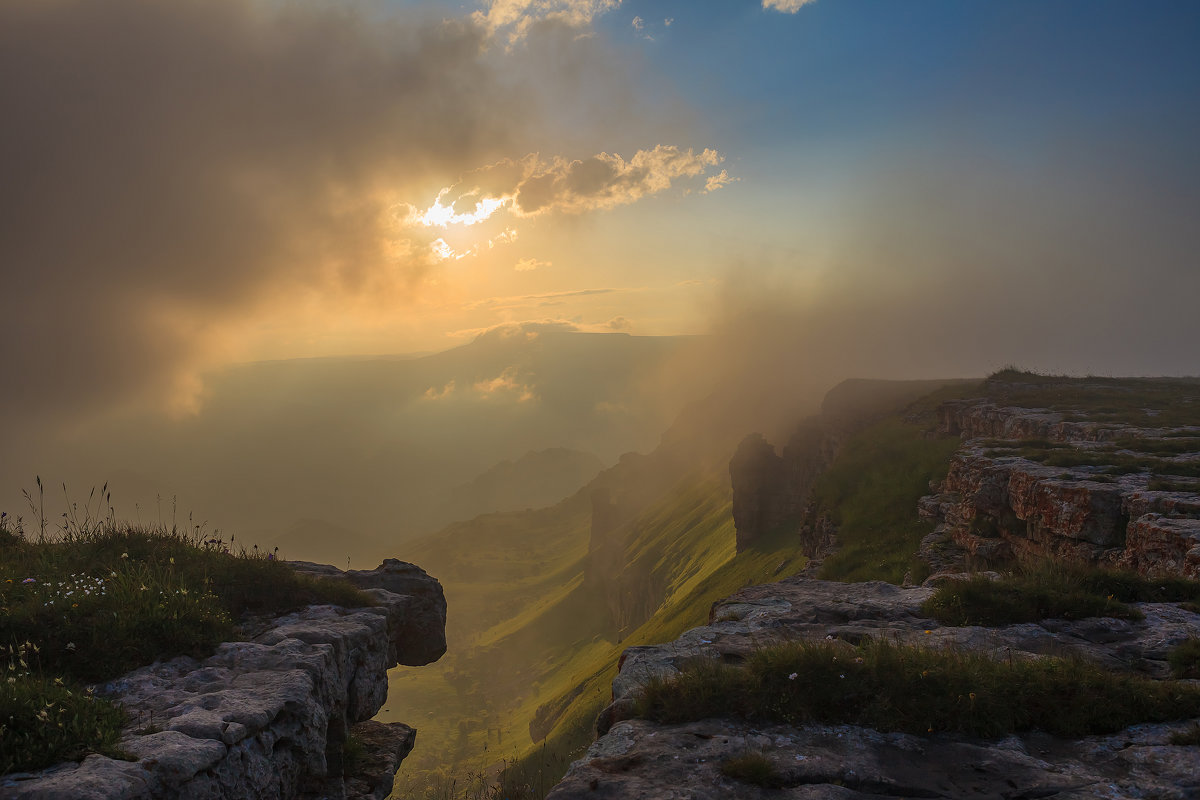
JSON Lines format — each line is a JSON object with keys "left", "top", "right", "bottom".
{"left": 65, "top": 642, "right": 76, "bottom": 652}
{"left": 853, "top": 657, "right": 864, "bottom": 664}
{"left": 22, "top": 578, "right": 35, "bottom": 584}
{"left": 120, "top": 552, "right": 129, "bottom": 559}
{"left": 788, "top": 672, "right": 798, "bottom": 681}
{"left": 923, "top": 630, "right": 932, "bottom": 635}
{"left": 169, "top": 557, "right": 174, "bottom": 564}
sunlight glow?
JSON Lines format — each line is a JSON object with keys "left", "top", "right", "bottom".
{"left": 415, "top": 189, "right": 511, "bottom": 227}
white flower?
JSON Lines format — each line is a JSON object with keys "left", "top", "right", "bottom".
{"left": 788, "top": 672, "right": 798, "bottom": 681}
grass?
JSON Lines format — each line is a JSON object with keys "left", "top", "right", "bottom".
{"left": 813, "top": 418, "right": 961, "bottom": 584}
{"left": 721, "top": 752, "right": 785, "bottom": 789}
{"left": 923, "top": 563, "right": 1200, "bottom": 626}
{"left": 635, "top": 638, "right": 1200, "bottom": 739}
{"left": 1168, "top": 637, "right": 1200, "bottom": 679}
{"left": 0, "top": 504, "right": 374, "bottom": 774}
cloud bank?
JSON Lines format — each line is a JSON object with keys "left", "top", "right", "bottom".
{"left": 0, "top": 0, "right": 523, "bottom": 426}
{"left": 412, "top": 146, "right": 726, "bottom": 226}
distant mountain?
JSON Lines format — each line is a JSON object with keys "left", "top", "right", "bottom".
{"left": 1, "top": 331, "right": 704, "bottom": 563}
{"left": 446, "top": 448, "right": 606, "bottom": 520}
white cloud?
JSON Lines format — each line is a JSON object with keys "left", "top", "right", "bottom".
{"left": 414, "top": 146, "right": 727, "bottom": 229}
{"left": 423, "top": 380, "right": 457, "bottom": 400}
{"left": 704, "top": 169, "right": 737, "bottom": 193}
{"left": 473, "top": 366, "right": 537, "bottom": 402}
{"left": 763, "top": 0, "right": 818, "bottom": 12}
{"left": 514, "top": 257, "right": 550, "bottom": 271}
{"left": 632, "top": 15, "right": 644, "bottom": 31}
{"left": 475, "top": 0, "right": 621, "bottom": 43}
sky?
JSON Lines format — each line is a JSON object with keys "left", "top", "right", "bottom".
{"left": 2, "top": 0, "right": 1200, "bottom": 435}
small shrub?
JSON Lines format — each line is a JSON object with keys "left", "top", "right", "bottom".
{"left": 721, "top": 751, "right": 785, "bottom": 789}
{"left": 1168, "top": 638, "right": 1200, "bottom": 679}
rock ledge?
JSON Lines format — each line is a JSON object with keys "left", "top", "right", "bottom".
{"left": 1, "top": 559, "right": 446, "bottom": 800}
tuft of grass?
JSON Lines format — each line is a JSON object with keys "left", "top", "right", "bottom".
{"left": 0, "top": 512, "right": 376, "bottom": 773}
{"left": 721, "top": 751, "right": 785, "bottom": 789}
{"left": 924, "top": 563, "right": 1200, "bottom": 627}
{"left": 812, "top": 418, "right": 960, "bottom": 584}
{"left": 0, "top": 669, "right": 128, "bottom": 774}
{"left": 1168, "top": 638, "right": 1200, "bottom": 679}
{"left": 635, "top": 638, "right": 1200, "bottom": 739}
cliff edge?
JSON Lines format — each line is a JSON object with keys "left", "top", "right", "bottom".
{"left": 549, "top": 576, "right": 1200, "bottom": 799}
{"left": 0, "top": 559, "right": 446, "bottom": 800}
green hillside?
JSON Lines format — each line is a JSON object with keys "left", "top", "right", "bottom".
{"left": 381, "top": 378, "right": 973, "bottom": 798}
{"left": 384, "top": 468, "right": 812, "bottom": 799}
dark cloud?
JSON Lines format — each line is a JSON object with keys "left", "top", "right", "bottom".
{"left": 0, "top": 0, "right": 519, "bottom": 426}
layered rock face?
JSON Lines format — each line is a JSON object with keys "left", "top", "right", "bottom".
{"left": 923, "top": 399, "right": 1200, "bottom": 577}
{"left": 1, "top": 559, "right": 446, "bottom": 800}
{"left": 550, "top": 577, "right": 1200, "bottom": 799}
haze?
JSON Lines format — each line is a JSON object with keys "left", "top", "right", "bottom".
{"left": 2, "top": 0, "right": 1198, "bottom": 562}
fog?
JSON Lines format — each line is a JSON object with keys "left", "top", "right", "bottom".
{"left": 2, "top": 0, "right": 1198, "bottom": 567}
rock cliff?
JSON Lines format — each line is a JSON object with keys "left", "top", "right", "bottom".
{"left": 549, "top": 576, "right": 1200, "bottom": 799}
{"left": 729, "top": 379, "right": 966, "bottom": 553}
{"left": 922, "top": 397, "right": 1200, "bottom": 577}
{"left": 0, "top": 559, "right": 446, "bottom": 800}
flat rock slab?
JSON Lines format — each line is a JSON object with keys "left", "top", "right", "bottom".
{"left": 549, "top": 718, "right": 1200, "bottom": 800}
{"left": 569, "top": 577, "right": 1200, "bottom": 800}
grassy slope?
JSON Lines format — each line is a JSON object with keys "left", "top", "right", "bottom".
{"left": 384, "top": 472, "right": 811, "bottom": 797}
{"left": 384, "top": 379, "right": 976, "bottom": 797}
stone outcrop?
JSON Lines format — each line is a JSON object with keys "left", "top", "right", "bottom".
{"left": 729, "top": 421, "right": 838, "bottom": 553}
{"left": 1, "top": 560, "right": 446, "bottom": 800}
{"left": 550, "top": 576, "right": 1200, "bottom": 799}
{"left": 922, "top": 399, "right": 1200, "bottom": 577}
